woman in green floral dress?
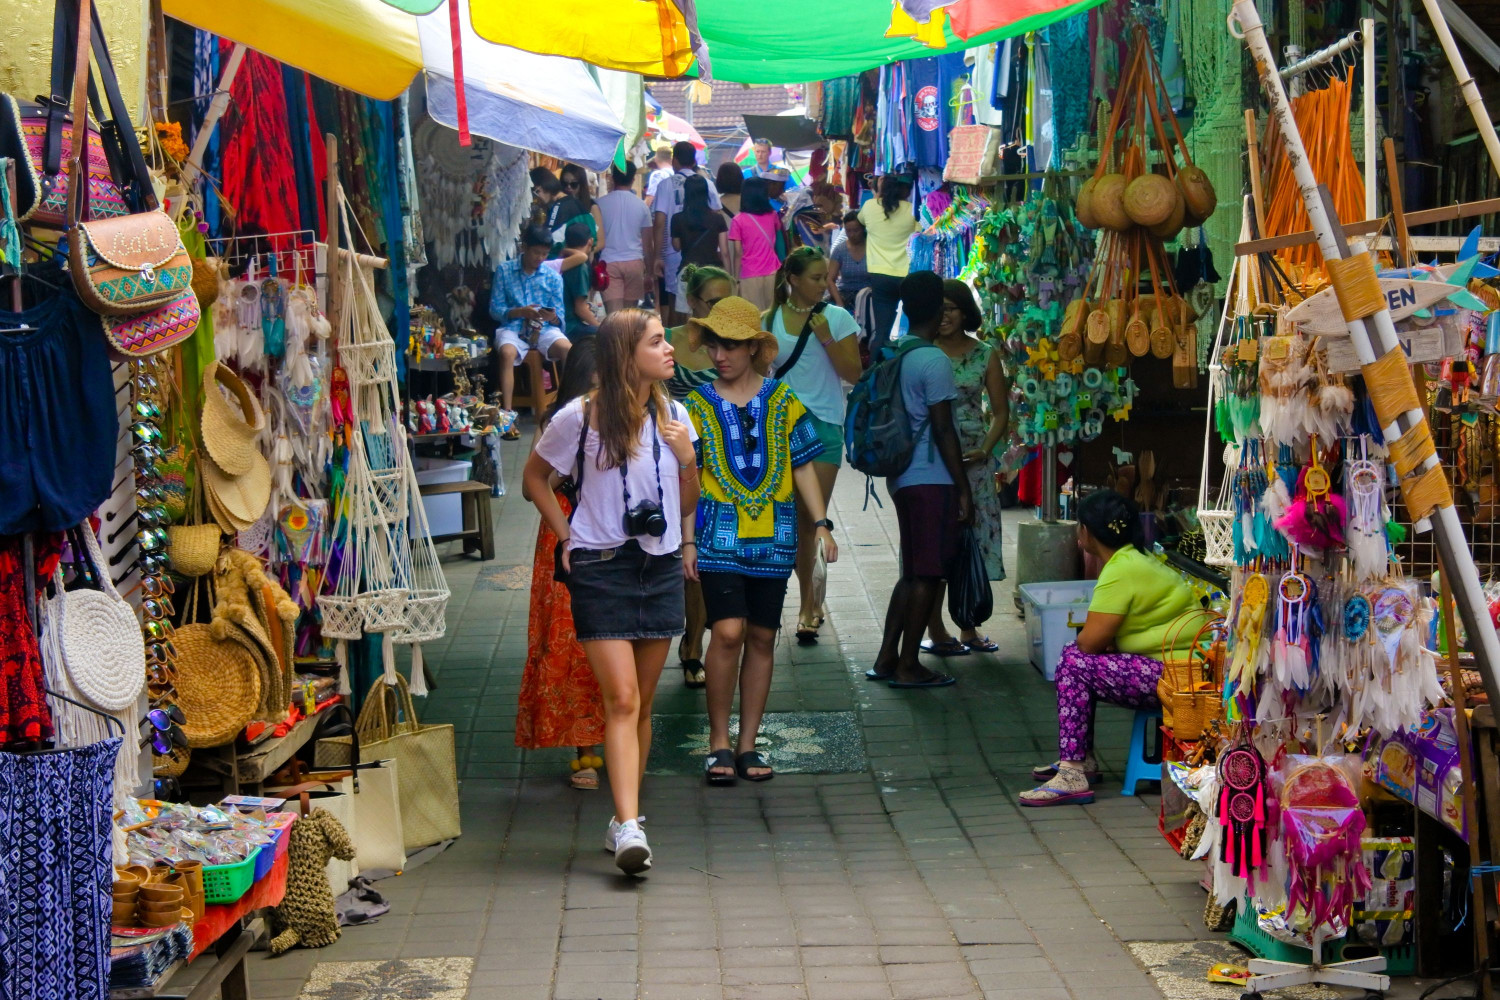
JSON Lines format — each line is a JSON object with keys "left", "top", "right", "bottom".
{"left": 923, "top": 280, "right": 1010, "bottom": 655}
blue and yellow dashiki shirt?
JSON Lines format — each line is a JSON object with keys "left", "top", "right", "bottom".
{"left": 685, "top": 378, "right": 823, "bottom": 577}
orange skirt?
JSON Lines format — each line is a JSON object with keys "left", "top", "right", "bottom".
{"left": 515, "top": 497, "right": 605, "bottom": 749}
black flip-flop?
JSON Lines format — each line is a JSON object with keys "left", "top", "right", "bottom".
{"left": 681, "top": 659, "right": 706, "bottom": 689}
{"left": 888, "top": 671, "right": 957, "bottom": 689}
{"left": 704, "top": 748, "right": 737, "bottom": 786}
{"left": 735, "top": 750, "right": 774, "bottom": 782}
{"left": 863, "top": 668, "right": 894, "bottom": 681}
{"left": 919, "top": 639, "right": 970, "bottom": 657}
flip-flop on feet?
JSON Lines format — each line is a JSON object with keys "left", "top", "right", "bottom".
{"left": 1030, "top": 758, "right": 1101, "bottom": 784}
{"left": 735, "top": 749, "right": 774, "bottom": 782}
{"left": 919, "top": 639, "right": 970, "bottom": 657}
{"left": 888, "top": 669, "right": 957, "bottom": 689}
{"left": 795, "top": 615, "right": 824, "bottom": 645}
{"left": 964, "top": 636, "right": 1000, "bottom": 652}
{"left": 864, "top": 667, "right": 894, "bottom": 681}
{"left": 681, "top": 659, "right": 706, "bottom": 688}
{"left": 704, "top": 748, "right": 737, "bottom": 786}
{"left": 1019, "top": 767, "right": 1095, "bottom": 807}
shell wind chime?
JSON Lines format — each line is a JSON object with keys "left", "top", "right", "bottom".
{"left": 1070, "top": 25, "right": 1215, "bottom": 387}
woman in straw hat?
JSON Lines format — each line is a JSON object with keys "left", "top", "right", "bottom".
{"left": 523, "top": 309, "right": 698, "bottom": 876}
{"left": 681, "top": 297, "right": 838, "bottom": 784}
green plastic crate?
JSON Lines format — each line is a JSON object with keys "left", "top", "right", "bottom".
{"left": 1229, "top": 899, "right": 1414, "bottom": 977}
{"left": 202, "top": 849, "right": 259, "bottom": 905}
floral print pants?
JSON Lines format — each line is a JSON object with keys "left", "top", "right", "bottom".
{"left": 1055, "top": 642, "right": 1163, "bottom": 760}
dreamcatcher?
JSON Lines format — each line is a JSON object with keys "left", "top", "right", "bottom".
{"left": 1275, "top": 755, "right": 1371, "bottom": 935}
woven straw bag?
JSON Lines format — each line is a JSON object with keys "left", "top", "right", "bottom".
{"left": 1155, "top": 610, "right": 1225, "bottom": 742}
{"left": 168, "top": 454, "right": 221, "bottom": 578}
{"left": 317, "top": 674, "right": 460, "bottom": 851}
{"left": 59, "top": 527, "right": 147, "bottom": 712}
{"left": 174, "top": 623, "right": 262, "bottom": 748}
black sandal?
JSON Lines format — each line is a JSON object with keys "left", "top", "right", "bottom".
{"left": 795, "top": 615, "right": 823, "bottom": 645}
{"left": 735, "top": 750, "right": 774, "bottom": 782}
{"left": 704, "top": 748, "right": 737, "bottom": 786}
{"left": 681, "top": 659, "right": 706, "bottom": 688}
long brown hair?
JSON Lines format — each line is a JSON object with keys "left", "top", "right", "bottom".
{"left": 772, "top": 245, "right": 827, "bottom": 310}
{"left": 592, "top": 309, "right": 667, "bottom": 470}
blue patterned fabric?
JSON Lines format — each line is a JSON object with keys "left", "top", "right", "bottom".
{"left": 488, "top": 259, "right": 565, "bottom": 336}
{"left": 0, "top": 738, "right": 120, "bottom": 1000}
{"left": 686, "top": 379, "right": 822, "bottom": 578}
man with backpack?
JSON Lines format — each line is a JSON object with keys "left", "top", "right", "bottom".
{"left": 856, "top": 271, "right": 972, "bottom": 688}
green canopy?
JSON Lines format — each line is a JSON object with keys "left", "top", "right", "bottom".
{"left": 697, "top": 0, "right": 1105, "bottom": 85}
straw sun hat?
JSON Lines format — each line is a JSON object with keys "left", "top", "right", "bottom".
{"left": 199, "top": 361, "right": 271, "bottom": 530}
{"left": 686, "top": 296, "right": 780, "bottom": 376}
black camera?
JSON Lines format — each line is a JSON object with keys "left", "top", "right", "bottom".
{"left": 623, "top": 500, "right": 668, "bottom": 538}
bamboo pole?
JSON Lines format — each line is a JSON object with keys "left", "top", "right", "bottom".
{"left": 1244, "top": 109, "right": 1268, "bottom": 238}
{"left": 1418, "top": 0, "right": 1500, "bottom": 181}
{"left": 1383, "top": 137, "right": 1411, "bottom": 268}
{"left": 1231, "top": 0, "right": 1500, "bottom": 717}
{"left": 1363, "top": 18, "right": 1377, "bottom": 221}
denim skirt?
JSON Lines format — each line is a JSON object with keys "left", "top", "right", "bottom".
{"left": 564, "top": 540, "right": 685, "bottom": 641}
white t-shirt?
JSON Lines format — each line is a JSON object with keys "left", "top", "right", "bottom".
{"left": 646, "top": 166, "right": 675, "bottom": 200}
{"left": 769, "top": 304, "right": 860, "bottom": 426}
{"left": 535, "top": 396, "right": 696, "bottom": 556}
{"left": 597, "top": 190, "right": 653, "bottom": 264}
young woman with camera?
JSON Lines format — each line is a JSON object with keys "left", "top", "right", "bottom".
{"left": 523, "top": 309, "right": 699, "bottom": 875}
{"left": 681, "top": 297, "right": 838, "bottom": 784}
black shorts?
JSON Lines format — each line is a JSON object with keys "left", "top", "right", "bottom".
{"left": 698, "top": 571, "right": 790, "bottom": 631}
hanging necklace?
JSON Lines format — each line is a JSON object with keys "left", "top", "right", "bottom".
{"left": 783, "top": 300, "right": 815, "bottom": 315}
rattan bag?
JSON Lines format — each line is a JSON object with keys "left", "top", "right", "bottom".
{"left": 1156, "top": 609, "right": 1225, "bottom": 742}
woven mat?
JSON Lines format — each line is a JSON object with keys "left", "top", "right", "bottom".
{"left": 1127, "top": 940, "right": 1339, "bottom": 1000}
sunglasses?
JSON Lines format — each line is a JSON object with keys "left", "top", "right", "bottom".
{"left": 139, "top": 723, "right": 188, "bottom": 755}
{"left": 142, "top": 596, "right": 176, "bottom": 620}
{"left": 562, "top": 181, "right": 581, "bottom": 189}
{"left": 144, "top": 705, "right": 187, "bottom": 730}
{"left": 143, "top": 618, "right": 175, "bottom": 641}
{"left": 140, "top": 574, "right": 175, "bottom": 598}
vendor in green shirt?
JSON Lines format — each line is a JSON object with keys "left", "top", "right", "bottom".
{"left": 1021, "top": 490, "right": 1201, "bottom": 808}
{"left": 559, "top": 222, "right": 599, "bottom": 338}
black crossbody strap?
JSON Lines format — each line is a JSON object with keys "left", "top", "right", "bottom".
{"left": 774, "top": 302, "right": 826, "bottom": 379}
{"left": 567, "top": 399, "right": 589, "bottom": 524}
{"left": 86, "top": 1, "right": 153, "bottom": 210}
{"left": 42, "top": 0, "right": 72, "bottom": 177}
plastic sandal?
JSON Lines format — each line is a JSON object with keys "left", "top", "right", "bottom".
{"left": 919, "top": 639, "right": 971, "bottom": 657}
{"left": 735, "top": 749, "right": 774, "bottom": 782}
{"left": 795, "top": 615, "right": 823, "bottom": 645}
{"left": 704, "top": 748, "right": 737, "bottom": 786}
{"left": 963, "top": 636, "right": 1000, "bottom": 653}
{"left": 888, "top": 670, "right": 957, "bottom": 689}
{"left": 681, "top": 659, "right": 706, "bottom": 688}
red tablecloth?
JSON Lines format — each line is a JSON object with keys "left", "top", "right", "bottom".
{"left": 189, "top": 848, "right": 289, "bottom": 961}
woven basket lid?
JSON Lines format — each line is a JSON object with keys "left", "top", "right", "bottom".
{"left": 200, "top": 362, "right": 266, "bottom": 477}
{"left": 174, "top": 624, "right": 262, "bottom": 748}
{"left": 201, "top": 450, "right": 271, "bottom": 529}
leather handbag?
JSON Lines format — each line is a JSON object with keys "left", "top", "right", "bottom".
{"left": 60, "top": 0, "right": 193, "bottom": 326}
{"left": 0, "top": 0, "right": 129, "bottom": 227}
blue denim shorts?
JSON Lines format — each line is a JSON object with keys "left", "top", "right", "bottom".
{"left": 564, "top": 540, "right": 685, "bottom": 641}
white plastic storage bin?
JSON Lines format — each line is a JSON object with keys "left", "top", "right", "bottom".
{"left": 411, "top": 458, "right": 472, "bottom": 539}
{"left": 1018, "top": 580, "right": 1097, "bottom": 680}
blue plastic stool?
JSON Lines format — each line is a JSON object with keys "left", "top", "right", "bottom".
{"left": 1121, "top": 708, "right": 1164, "bottom": 796}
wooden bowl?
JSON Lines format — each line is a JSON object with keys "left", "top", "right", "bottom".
{"left": 139, "top": 883, "right": 184, "bottom": 904}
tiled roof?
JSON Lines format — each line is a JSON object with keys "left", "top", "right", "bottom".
{"left": 651, "top": 80, "right": 800, "bottom": 133}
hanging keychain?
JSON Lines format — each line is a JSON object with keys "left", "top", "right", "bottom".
{"left": 1344, "top": 436, "right": 1387, "bottom": 582}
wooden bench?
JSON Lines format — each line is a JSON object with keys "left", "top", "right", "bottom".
{"left": 418, "top": 479, "right": 495, "bottom": 560}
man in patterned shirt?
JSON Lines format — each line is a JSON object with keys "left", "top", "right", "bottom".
{"left": 488, "top": 224, "right": 572, "bottom": 432}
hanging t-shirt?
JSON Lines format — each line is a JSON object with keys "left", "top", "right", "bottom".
{"left": 935, "top": 51, "right": 970, "bottom": 162}
{"left": 907, "top": 57, "right": 944, "bottom": 169}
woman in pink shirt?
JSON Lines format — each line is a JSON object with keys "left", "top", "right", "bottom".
{"left": 726, "top": 177, "right": 783, "bottom": 311}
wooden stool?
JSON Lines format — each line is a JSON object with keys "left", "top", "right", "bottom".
{"left": 513, "top": 350, "right": 558, "bottom": 418}
{"left": 417, "top": 480, "right": 495, "bottom": 560}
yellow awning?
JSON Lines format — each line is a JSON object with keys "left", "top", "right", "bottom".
{"left": 163, "top": 0, "right": 422, "bottom": 101}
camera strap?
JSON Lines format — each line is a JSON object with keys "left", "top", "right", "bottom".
{"left": 620, "top": 397, "right": 666, "bottom": 517}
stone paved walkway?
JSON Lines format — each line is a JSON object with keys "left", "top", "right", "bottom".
{"left": 228, "top": 432, "right": 1230, "bottom": 1000}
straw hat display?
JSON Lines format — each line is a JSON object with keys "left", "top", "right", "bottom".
{"left": 200, "top": 362, "right": 271, "bottom": 532}
{"left": 686, "top": 296, "right": 780, "bottom": 376}
{"left": 173, "top": 623, "right": 263, "bottom": 748}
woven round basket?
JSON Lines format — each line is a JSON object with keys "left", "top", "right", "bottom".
{"left": 1090, "top": 173, "right": 1132, "bottom": 232}
{"left": 1123, "top": 173, "right": 1176, "bottom": 227}
{"left": 153, "top": 745, "right": 190, "bottom": 779}
{"left": 1176, "top": 166, "right": 1217, "bottom": 223}
{"left": 191, "top": 258, "right": 222, "bottom": 309}
{"left": 174, "top": 624, "right": 262, "bottom": 748}
{"left": 1147, "top": 191, "right": 1186, "bottom": 240}
{"left": 200, "top": 362, "right": 266, "bottom": 477}
{"left": 168, "top": 524, "right": 221, "bottom": 578}
{"left": 1075, "top": 177, "right": 1100, "bottom": 229}
{"left": 201, "top": 451, "right": 271, "bottom": 530}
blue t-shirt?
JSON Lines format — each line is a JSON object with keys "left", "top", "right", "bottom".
{"left": 889, "top": 336, "right": 958, "bottom": 491}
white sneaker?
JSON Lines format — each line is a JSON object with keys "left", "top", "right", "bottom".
{"left": 604, "top": 815, "right": 646, "bottom": 853}
{"left": 613, "top": 819, "right": 652, "bottom": 875}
